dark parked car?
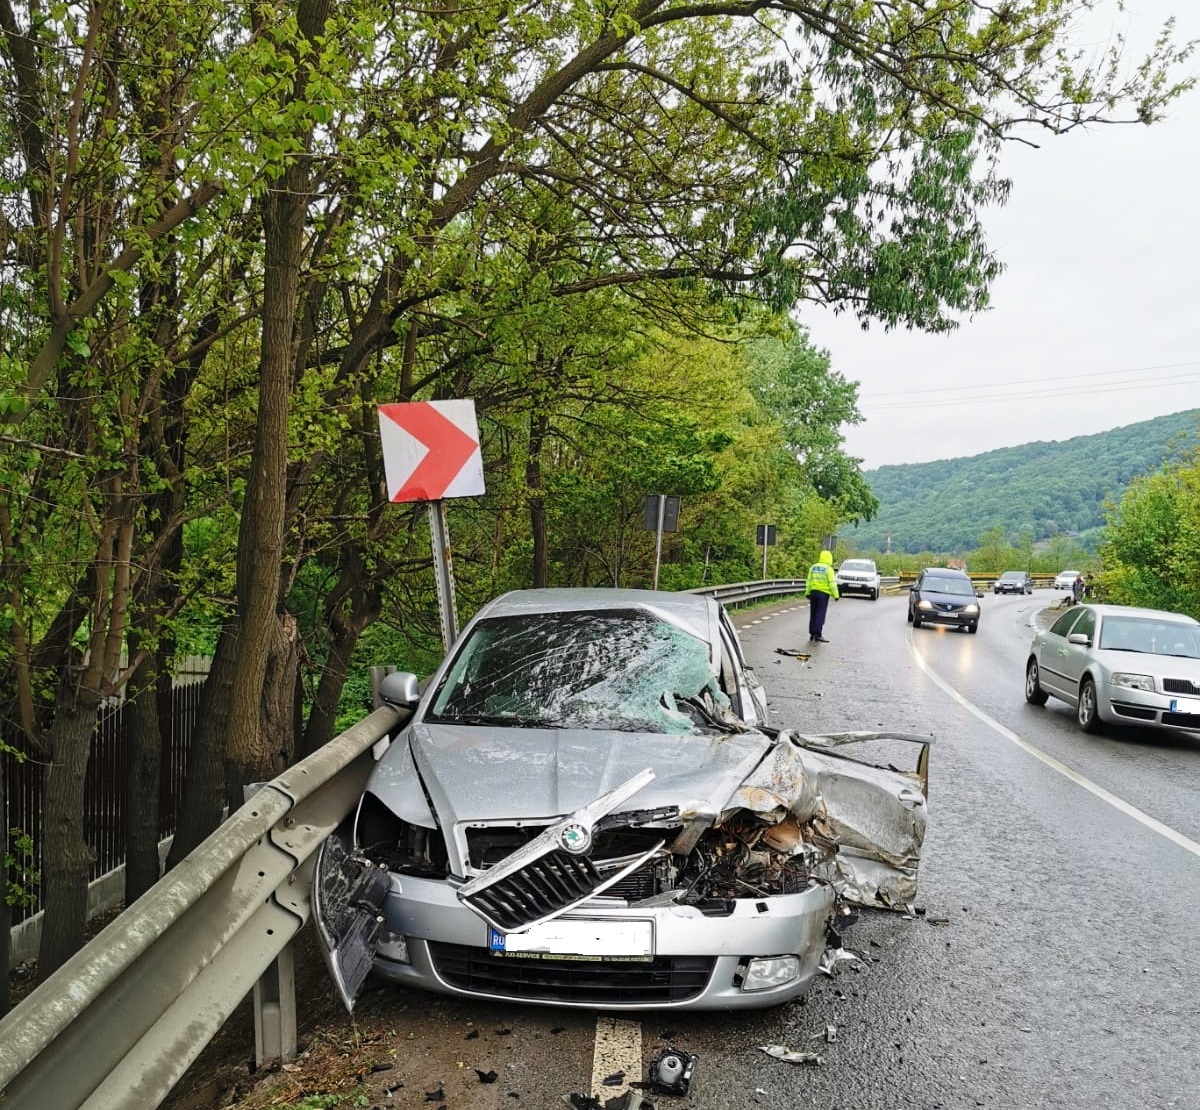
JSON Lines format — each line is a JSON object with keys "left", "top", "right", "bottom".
{"left": 994, "top": 571, "right": 1033, "bottom": 595}
{"left": 907, "top": 568, "right": 981, "bottom": 633}
{"left": 314, "top": 588, "right": 930, "bottom": 1013}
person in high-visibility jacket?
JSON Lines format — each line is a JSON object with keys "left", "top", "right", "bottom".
{"left": 805, "top": 549, "right": 839, "bottom": 642}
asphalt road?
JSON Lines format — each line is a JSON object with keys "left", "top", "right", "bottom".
{"left": 200, "top": 590, "right": 1199, "bottom": 1110}
{"left": 726, "top": 589, "right": 1200, "bottom": 1110}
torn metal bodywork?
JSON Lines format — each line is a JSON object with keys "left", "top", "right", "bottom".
{"left": 311, "top": 588, "right": 931, "bottom": 1012}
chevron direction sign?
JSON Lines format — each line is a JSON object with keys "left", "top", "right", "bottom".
{"left": 377, "top": 399, "right": 485, "bottom": 503}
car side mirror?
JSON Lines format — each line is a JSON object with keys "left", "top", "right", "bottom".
{"left": 378, "top": 670, "right": 421, "bottom": 708}
{"left": 1066, "top": 633, "right": 1091, "bottom": 646}
{"left": 975, "top": 589, "right": 983, "bottom": 598}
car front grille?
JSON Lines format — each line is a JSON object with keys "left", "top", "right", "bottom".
{"left": 429, "top": 942, "right": 714, "bottom": 1005}
{"left": 462, "top": 849, "right": 603, "bottom": 932}
{"left": 1162, "top": 678, "right": 1200, "bottom": 696}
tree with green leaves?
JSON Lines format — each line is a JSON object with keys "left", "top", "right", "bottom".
{"left": 1, "top": 0, "right": 1192, "bottom": 974}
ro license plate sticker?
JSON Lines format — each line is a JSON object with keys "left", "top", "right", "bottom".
{"left": 488, "top": 919, "right": 652, "bottom": 958}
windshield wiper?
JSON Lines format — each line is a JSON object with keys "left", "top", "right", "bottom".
{"left": 428, "top": 711, "right": 542, "bottom": 727}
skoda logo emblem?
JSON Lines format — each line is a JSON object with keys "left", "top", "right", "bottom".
{"left": 560, "top": 822, "right": 592, "bottom": 855}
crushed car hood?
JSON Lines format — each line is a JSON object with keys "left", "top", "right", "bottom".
{"left": 397, "top": 722, "right": 773, "bottom": 825}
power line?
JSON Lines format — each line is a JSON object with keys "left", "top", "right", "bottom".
{"left": 860, "top": 359, "right": 1200, "bottom": 401}
{"left": 862, "top": 370, "right": 1200, "bottom": 411}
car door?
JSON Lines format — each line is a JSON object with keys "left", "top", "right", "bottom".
{"left": 1038, "top": 608, "right": 1087, "bottom": 698}
{"left": 1058, "top": 606, "right": 1097, "bottom": 693}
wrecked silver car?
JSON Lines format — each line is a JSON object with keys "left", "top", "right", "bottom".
{"left": 314, "top": 588, "right": 929, "bottom": 1011}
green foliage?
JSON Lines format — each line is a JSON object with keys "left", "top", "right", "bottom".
{"left": 1098, "top": 448, "right": 1200, "bottom": 618}
{"left": 848, "top": 410, "right": 1200, "bottom": 554}
{"left": 5, "top": 827, "right": 39, "bottom": 909}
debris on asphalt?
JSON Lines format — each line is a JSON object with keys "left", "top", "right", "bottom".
{"left": 824, "top": 1024, "right": 838, "bottom": 1044}
{"left": 774, "top": 647, "right": 812, "bottom": 660}
{"left": 477, "top": 1069, "right": 499, "bottom": 1083}
{"left": 603, "top": 1071, "right": 626, "bottom": 1086}
{"left": 642, "top": 1047, "right": 698, "bottom": 1096}
{"left": 818, "top": 946, "right": 865, "bottom": 976}
{"left": 758, "top": 1044, "right": 824, "bottom": 1066}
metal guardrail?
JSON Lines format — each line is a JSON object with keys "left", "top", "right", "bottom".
{"left": 0, "top": 703, "right": 407, "bottom": 1110}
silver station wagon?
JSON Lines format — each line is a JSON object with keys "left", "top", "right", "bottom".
{"left": 315, "top": 588, "right": 929, "bottom": 1012}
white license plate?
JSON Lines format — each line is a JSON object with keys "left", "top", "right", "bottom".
{"left": 1168, "top": 697, "right": 1200, "bottom": 713}
{"left": 488, "top": 919, "right": 652, "bottom": 959}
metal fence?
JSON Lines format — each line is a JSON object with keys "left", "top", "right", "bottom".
{"left": 3, "top": 661, "right": 209, "bottom": 925}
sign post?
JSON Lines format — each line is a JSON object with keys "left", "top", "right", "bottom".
{"left": 378, "top": 400, "right": 485, "bottom": 648}
{"left": 643, "top": 495, "right": 681, "bottom": 589}
{"left": 756, "top": 523, "right": 777, "bottom": 579}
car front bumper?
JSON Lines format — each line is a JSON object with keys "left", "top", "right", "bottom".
{"left": 836, "top": 579, "right": 878, "bottom": 595}
{"left": 916, "top": 607, "right": 977, "bottom": 626}
{"left": 1103, "top": 686, "right": 1200, "bottom": 734}
{"left": 371, "top": 872, "right": 837, "bottom": 1010}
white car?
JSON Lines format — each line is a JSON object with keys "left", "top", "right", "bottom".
{"left": 1053, "top": 570, "right": 1082, "bottom": 591}
{"left": 836, "top": 558, "right": 882, "bottom": 600}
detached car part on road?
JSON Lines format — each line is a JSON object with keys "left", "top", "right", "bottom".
{"left": 1025, "top": 603, "right": 1200, "bottom": 736}
{"left": 315, "top": 588, "right": 930, "bottom": 1012}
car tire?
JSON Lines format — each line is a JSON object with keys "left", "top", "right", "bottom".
{"left": 1077, "top": 677, "right": 1102, "bottom": 733}
{"left": 907, "top": 606, "right": 913, "bottom": 624}
{"left": 1025, "top": 659, "right": 1049, "bottom": 705}
{"left": 912, "top": 612, "right": 922, "bottom": 628}
{"left": 968, "top": 622, "right": 978, "bottom": 634}
{"left": 871, "top": 589, "right": 879, "bottom": 601}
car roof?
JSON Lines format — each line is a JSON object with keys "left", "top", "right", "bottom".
{"left": 466, "top": 587, "right": 721, "bottom": 646}
{"left": 1000, "top": 570, "right": 1026, "bottom": 576}
{"left": 1083, "top": 603, "right": 1199, "bottom": 625}
{"left": 922, "top": 567, "right": 968, "bottom": 578}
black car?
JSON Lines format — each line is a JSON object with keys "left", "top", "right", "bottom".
{"left": 993, "top": 570, "right": 1033, "bottom": 595}
{"left": 907, "top": 568, "right": 981, "bottom": 633}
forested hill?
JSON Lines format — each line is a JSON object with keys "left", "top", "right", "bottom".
{"left": 844, "top": 409, "right": 1200, "bottom": 555}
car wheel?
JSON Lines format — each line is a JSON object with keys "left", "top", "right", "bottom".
{"left": 1025, "top": 658, "right": 1049, "bottom": 705}
{"left": 1076, "top": 677, "right": 1102, "bottom": 733}
{"left": 871, "top": 589, "right": 879, "bottom": 600}
{"left": 907, "top": 606, "right": 913, "bottom": 624}
{"left": 968, "top": 622, "right": 978, "bottom": 634}
{"left": 912, "top": 612, "right": 922, "bottom": 628}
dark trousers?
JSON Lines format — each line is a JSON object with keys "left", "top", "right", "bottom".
{"left": 808, "top": 591, "right": 830, "bottom": 637}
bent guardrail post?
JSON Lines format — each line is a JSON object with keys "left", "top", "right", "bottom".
{"left": 0, "top": 703, "right": 407, "bottom": 1110}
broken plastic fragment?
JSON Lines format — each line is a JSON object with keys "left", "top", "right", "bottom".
{"left": 818, "top": 947, "right": 865, "bottom": 976}
{"left": 758, "top": 1044, "right": 823, "bottom": 1066}
{"left": 645, "top": 1048, "right": 698, "bottom": 1096}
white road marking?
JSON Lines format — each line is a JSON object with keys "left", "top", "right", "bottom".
{"left": 909, "top": 637, "right": 1200, "bottom": 859}
{"left": 592, "top": 1016, "right": 642, "bottom": 1098}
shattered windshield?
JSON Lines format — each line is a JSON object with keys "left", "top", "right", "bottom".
{"left": 425, "top": 609, "right": 733, "bottom": 733}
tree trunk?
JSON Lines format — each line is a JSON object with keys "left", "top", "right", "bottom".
{"left": 224, "top": 0, "right": 329, "bottom": 806}
{"left": 298, "top": 568, "right": 381, "bottom": 759}
{"left": 123, "top": 651, "right": 164, "bottom": 902}
{"left": 1, "top": 761, "right": 10, "bottom": 1012}
{"left": 528, "top": 411, "right": 549, "bottom": 588}
{"left": 37, "top": 674, "right": 102, "bottom": 979}
{"left": 166, "top": 620, "right": 238, "bottom": 868}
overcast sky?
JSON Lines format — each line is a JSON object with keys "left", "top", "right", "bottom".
{"left": 802, "top": 0, "right": 1200, "bottom": 472}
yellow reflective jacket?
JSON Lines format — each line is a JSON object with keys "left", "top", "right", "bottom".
{"left": 805, "top": 550, "right": 839, "bottom": 599}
